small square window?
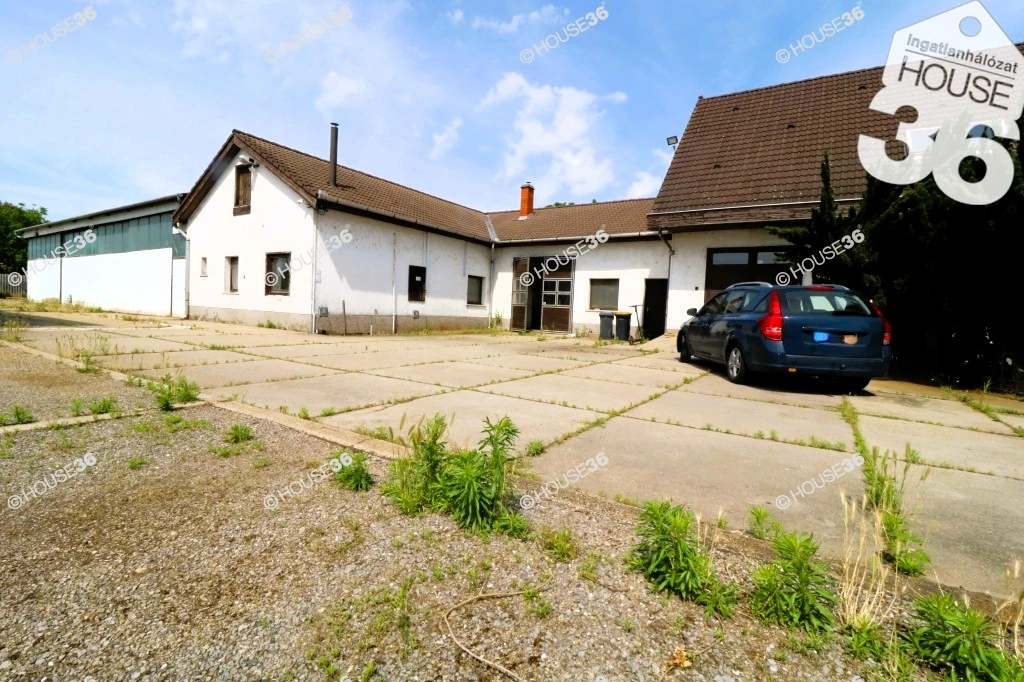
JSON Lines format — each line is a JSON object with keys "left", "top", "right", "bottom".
{"left": 266, "top": 253, "right": 290, "bottom": 295}
{"left": 200, "top": 257, "right": 208, "bottom": 277}
{"left": 589, "top": 278, "right": 619, "bottom": 310}
{"left": 467, "top": 275, "right": 484, "bottom": 305}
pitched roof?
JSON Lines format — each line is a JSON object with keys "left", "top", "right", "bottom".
{"left": 175, "top": 130, "right": 492, "bottom": 242}
{"left": 489, "top": 198, "right": 655, "bottom": 242}
{"left": 650, "top": 43, "right": 1024, "bottom": 230}
{"left": 174, "top": 129, "right": 658, "bottom": 244}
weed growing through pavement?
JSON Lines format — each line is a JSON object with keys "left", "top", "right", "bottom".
{"left": 524, "top": 439, "right": 545, "bottom": 456}
{"left": 153, "top": 375, "right": 201, "bottom": 411}
{"left": 749, "top": 505, "right": 782, "bottom": 540}
{"left": 70, "top": 398, "right": 85, "bottom": 417}
{"left": 1, "top": 405, "right": 36, "bottom": 425}
{"left": 88, "top": 396, "right": 118, "bottom": 416}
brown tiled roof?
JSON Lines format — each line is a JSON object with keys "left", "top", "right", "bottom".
{"left": 175, "top": 130, "right": 492, "bottom": 242}
{"left": 175, "top": 129, "right": 658, "bottom": 244}
{"left": 490, "top": 198, "right": 655, "bottom": 242}
{"left": 651, "top": 42, "right": 1024, "bottom": 230}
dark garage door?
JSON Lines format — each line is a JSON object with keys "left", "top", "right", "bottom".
{"left": 704, "top": 247, "right": 796, "bottom": 302}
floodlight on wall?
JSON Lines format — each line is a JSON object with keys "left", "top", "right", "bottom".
{"left": 666, "top": 136, "right": 679, "bottom": 150}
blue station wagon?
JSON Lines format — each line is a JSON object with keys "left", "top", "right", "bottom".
{"left": 677, "top": 282, "right": 892, "bottom": 392}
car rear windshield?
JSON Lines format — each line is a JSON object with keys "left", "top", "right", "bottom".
{"left": 781, "top": 289, "right": 874, "bottom": 316}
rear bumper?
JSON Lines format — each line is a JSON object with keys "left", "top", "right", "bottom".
{"left": 747, "top": 348, "right": 891, "bottom": 377}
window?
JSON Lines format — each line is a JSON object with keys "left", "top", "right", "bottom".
{"left": 266, "top": 253, "right": 290, "bottom": 295}
{"left": 467, "top": 275, "right": 484, "bottom": 305}
{"left": 234, "top": 166, "right": 251, "bottom": 215}
{"left": 408, "top": 265, "right": 426, "bottom": 302}
{"left": 782, "top": 291, "right": 873, "bottom": 315}
{"left": 757, "top": 251, "right": 789, "bottom": 265}
{"left": 200, "top": 257, "right": 207, "bottom": 277}
{"left": 226, "top": 257, "right": 239, "bottom": 293}
{"left": 589, "top": 278, "right": 619, "bottom": 310}
{"left": 543, "top": 279, "right": 571, "bottom": 306}
{"left": 711, "top": 252, "right": 749, "bottom": 265}
{"left": 724, "top": 290, "right": 748, "bottom": 313}
{"left": 700, "top": 292, "right": 728, "bottom": 316}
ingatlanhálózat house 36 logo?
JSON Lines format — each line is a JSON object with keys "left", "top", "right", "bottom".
{"left": 858, "top": 1, "right": 1024, "bottom": 206}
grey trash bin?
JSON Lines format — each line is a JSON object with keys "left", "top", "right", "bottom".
{"left": 614, "top": 312, "right": 631, "bottom": 341}
{"left": 598, "top": 312, "right": 614, "bottom": 340}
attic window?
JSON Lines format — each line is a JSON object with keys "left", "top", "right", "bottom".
{"left": 234, "top": 166, "right": 252, "bottom": 216}
{"left": 786, "top": 123, "right": 795, "bottom": 129}
{"left": 713, "top": 164, "right": 722, "bottom": 169}
{"left": 858, "top": 84, "right": 867, "bottom": 90}
{"left": 732, "top": 106, "right": 739, "bottom": 111}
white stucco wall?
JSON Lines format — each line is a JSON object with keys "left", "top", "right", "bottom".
{"left": 313, "top": 211, "right": 492, "bottom": 330}
{"left": 185, "top": 152, "right": 317, "bottom": 327}
{"left": 665, "top": 228, "right": 791, "bottom": 330}
{"left": 171, "top": 259, "right": 186, "bottom": 318}
{"left": 26, "top": 250, "right": 182, "bottom": 316}
{"left": 25, "top": 257, "right": 62, "bottom": 301}
{"left": 492, "top": 239, "right": 671, "bottom": 333}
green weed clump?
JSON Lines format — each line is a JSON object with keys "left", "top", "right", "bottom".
{"left": 627, "top": 500, "right": 738, "bottom": 618}
{"left": 749, "top": 531, "right": 837, "bottom": 633}
{"left": 904, "top": 593, "right": 1024, "bottom": 682}
{"left": 863, "top": 446, "right": 931, "bottom": 576}
{"left": 336, "top": 451, "right": 374, "bottom": 491}
{"left": 154, "top": 375, "right": 201, "bottom": 411}
{"left": 381, "top": 414, "right": 529, "bottom": 536}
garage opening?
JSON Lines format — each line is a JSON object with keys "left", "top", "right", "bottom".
{"left": 704, "top": 247, "right": 797, "bottom": 302}
{"left": 511, "top": 256, "right": 573, "bottom": 333}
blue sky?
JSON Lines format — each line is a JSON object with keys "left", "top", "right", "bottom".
{"left": 3, "top": 0, "right": 1024, "bottom": 220}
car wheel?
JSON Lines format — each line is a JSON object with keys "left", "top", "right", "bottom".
{"left": 838, "top": 377, "right": 871, "bottom": 394}
{"left": 679, "top": 334, "right": 692, "bottom": 362}
{"left": 725, "top": 344, "right": 748, "bottom": 384}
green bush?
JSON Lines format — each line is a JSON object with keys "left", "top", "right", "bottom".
{"left": 749, "top": 531, "right": 837, "bottom": 633}
{"left": 336, "top": 452, "right": 374, "bottom": 491}
{"left": 904, "top": 593, "right": 1024, "bottom": 682}
{"left": 627, "top": 500, "right": 738, "bottom": 617}
{"left": 439, "top": 449, "right": 501, "bottom": 531}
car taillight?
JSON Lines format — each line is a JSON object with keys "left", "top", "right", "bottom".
{"left": 759, "top": 290, "right": 783, "bottom": 342}
{"left": 871, "top": 302, "right": 892, "bottom": 345}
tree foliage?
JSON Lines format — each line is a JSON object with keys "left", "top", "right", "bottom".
{"left": 0, "top": 202, "right": 47, "bottom": 273}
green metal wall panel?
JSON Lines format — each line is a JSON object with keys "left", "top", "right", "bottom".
{"left": 26, "top": 211, "right": 176, "bottom": 261}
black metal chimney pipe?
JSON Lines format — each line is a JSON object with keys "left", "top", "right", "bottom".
{"left": 329, "top": 122, "right": 339, "bottom": 187}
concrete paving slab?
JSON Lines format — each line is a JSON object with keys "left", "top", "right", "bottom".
{"left": 301, "top": 346, "right": 497, "bottom": 371}
{"left": 902, "top": 466, "right": 1024, "bottom": 596}
{"left": 136, "top": 358, "right": 337, "bottom": 389}
{"left": 850, "top": 393, "right": 1015, "bottom": 435}
{"left": 323, "top": 390, "right": 604, "bottom": 451}
{"left": 94, "top": 349, "right": 257, "bottom": 372}
{"left": 169, "top": 333, "right": 320, "bottom": 349}
{"left": 18, "top": 330, "right": 192, "bottom": 356}
{"left": 476, "top": 374, "right": 658, "bottom": 413}
{"left": 997, "top": 411, "right": 1024, "bottom": 432}
{"left": 243, "top": 342, "right": 390, "bottom": 359}
{"left": 530, "top": 419, "right": 859, "bottom": 556}
{"left": 858, "top": 415, "right": 1024, "bottom": 479}
{"left": 680, "top": 373, "right": 844, "bottom": 410}
{"left": 560, "top": 363, "right": 694, "bottom": 389}
{"left": 626, "top": 390, "right": 853, "bottom": 449}
{"left": 526, "top": 349, "right": 634, "bottom": 364}
{"left": 609, "top": 354, "right": 707, "bottom": 375}
{"left": 366, "top": 361, "right": 534, "bottom": 389}
{"left": 205, "top": 372, "right": 445, "bottom": 414}
{"left": 465, "top": 354, "right": 586, "bottom": 372}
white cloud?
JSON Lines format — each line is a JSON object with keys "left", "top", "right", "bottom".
{"left": 430, "top": 118, "right": 463, "bottom": 159}
{"left": 605, "top": 91, "right": 627, "bottom": 103}
{"left": 477, "top": 73, "right": 622, "bottom": 198}
{"left": 446, "top": 8, "right": 464, "bottom": 24}
{"left": 653, "top": 147, "right": 674, "bottom": 166}
{"left": 625, "top": 171, "right": 662, "bottom": 199}
{"left": 470, "top": 4, "right": 565, "bottom": 34}
{"left": 315, "top": 73, "right": 368, "bottom": 111}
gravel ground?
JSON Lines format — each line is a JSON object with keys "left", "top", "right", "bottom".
{"left": 0, "top": 345, "right": 154, "bottom": 423}
{"left": 0, "top": 399, "right": 922, "bottom": 682}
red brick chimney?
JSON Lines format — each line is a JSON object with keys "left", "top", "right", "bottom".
{"left": 519, "top": 182, "right": 534, "bottom": 219}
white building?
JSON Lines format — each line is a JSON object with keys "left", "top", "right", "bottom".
{"left": 174, "top": 127, "right": 680, "bottom": 337}
{"left": 17, "top": 195, "right": 187, "bottom": 317}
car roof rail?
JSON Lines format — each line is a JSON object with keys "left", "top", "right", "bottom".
{"left": 725, "top": 281, "right": 773, "bottom": 289}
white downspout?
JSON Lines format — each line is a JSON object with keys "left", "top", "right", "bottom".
{"left": 311, "top": 208, "right": 318, "bottom": 334}
{"left": 392, "top": 232, "right": 397, "bottom": 334}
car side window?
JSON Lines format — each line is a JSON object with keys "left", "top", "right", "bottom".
{"left": 743, "top": 293, "right": 768, "bottom": 312}
{"left": 724, "top": 291, "right": 747, "bottom": 314}
{"left": 700, "top": 292, "right": 728, "bottom": 316}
